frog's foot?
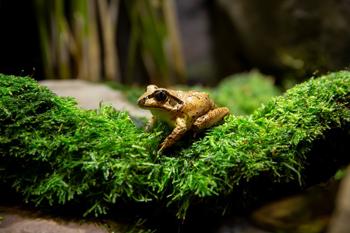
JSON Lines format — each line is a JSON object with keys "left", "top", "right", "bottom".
{"left": 158, "top": 128, "right": 186, "bottom": 153}
{"left": 158, "top": 118, "right": 188, "bottom": 153}
{"left": 193, "top": 107, "right": 230, "bottom": 131}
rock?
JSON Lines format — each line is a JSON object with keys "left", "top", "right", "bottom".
{"left": 251, "top": 181, "right": 338, "bottom": 233}
{"left": 216, "top": 218, "right": 270, "bottom": 233}
{"left": 40, "top": 80, "right": 151, "bottom": 119}
{"left": 0, "top": 206, "right": 109, "bottom": 233}
{"left": 328, "top": 167, "right": 350, "bottom": 233}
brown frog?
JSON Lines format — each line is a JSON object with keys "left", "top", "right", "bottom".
{"left": 137, "top": 85, "right": 230, "bottom": 153}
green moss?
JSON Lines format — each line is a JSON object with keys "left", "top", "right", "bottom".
{"left": 0, "top": 72, "right": 349, "bottom": 220}
{"left": 212, "top": 70, "right": 281, "bottom": 115}
{"left": 0, "top": 74, "right": 161, "bottom": 216}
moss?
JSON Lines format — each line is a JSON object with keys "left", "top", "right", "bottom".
{"left": 0, "top": 71, "right": 349, "bottom": 220}
{"left": 212, "top": 70, "right": 281, "bottom": 115}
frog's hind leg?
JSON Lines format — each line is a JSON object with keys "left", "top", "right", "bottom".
{"left": 193, "top": 107, "right": 230, "bottom": 131}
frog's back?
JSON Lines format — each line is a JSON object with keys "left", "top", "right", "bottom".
{"left": 182, "top": 91, "right": 215, "bottom": 119}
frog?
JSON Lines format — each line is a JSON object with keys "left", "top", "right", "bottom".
{"left": 137, "top": 85, "right": 230, "bottom": 153}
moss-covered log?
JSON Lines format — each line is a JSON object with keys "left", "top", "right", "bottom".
{"left": 0, "top": 72, "right": 349, "bottom": 220}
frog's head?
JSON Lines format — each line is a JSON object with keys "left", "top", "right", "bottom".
{"left": 137, "top": 85, "right": 184, "bottom": 111}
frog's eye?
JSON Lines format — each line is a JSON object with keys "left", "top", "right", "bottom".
{"left": 146, "top": 85, "right": 158, "bottom": 92}
{"left": 154, "top": 90, "right": 167, "bottom": 102}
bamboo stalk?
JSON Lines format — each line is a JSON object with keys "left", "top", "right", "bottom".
{"left": 34, "top": 0, "right": 54, "bottom": 79}
{"left": 34, "top": 0, "right": 186, "bottom": 84}
{"left": 110, "top": 0, "right": 120, "bottom": 24}
{"left": 97, "top": 0, "right": 120, "bottom": 81}
{"left": 86, "top": 0, "right": 101, "bottom": 81}
{"left": 125, "top": 0, "right": 186, "bottom": 86}
{"left": 162, "top": 0, "right": 186, "bottom": 84}
{"left": 125, "top": 0, "right": 140, "bottom": 84}
{"left": 53, "top": 0, "right": 71, "bottom": 79}
{"left": 140, "top": 0, "right": 170, "bottom": 86}
{"left": 71, "top": 0, "right": 88, "bottom": 80}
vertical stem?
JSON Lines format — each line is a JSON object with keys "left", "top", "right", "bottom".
{"left": 71, "top": 0, "right": 88, "bottom": 80}
{"left": 53, "top": 0, "right": 71, "bottom": 79}
{"left": 125, "top": 0, "right": 140, "bottom": 84}
{"left": 34, "top": 0, "right": 54, "bottom": 79}
{"left": 110, "top": 0, "right": 120, "bottom": 24}
{"left": 162, "top": 0, "right": 186, "bottom": 84}
{"left": 141, "top": 0, "right": 170, "bottom": 86}
{"left": 97, "top": 0, "right": 120, "bottom": 81}
{"left": 86, "top": 0, "right": 101, "bottom": 81}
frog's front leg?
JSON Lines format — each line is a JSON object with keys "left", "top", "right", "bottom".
{"left": 145, "top": 116, "right": 157, "bottom": 131}
{"left": 193, "top": 107, "right": 229, "bottom": 131}
{"left": 158, "top": 118, "right": 188, "bottom": 153}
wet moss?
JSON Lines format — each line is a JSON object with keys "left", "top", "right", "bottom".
{"left": 0, "top": 71, "right": 349, "bottom": 220}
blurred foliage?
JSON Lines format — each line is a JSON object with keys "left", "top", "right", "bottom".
{"left": 1, "top": 71, "right": 349, "bottom": 224}
{"left": 212, "top": 70, "right": 281, "bottom": 115}
{"left": 33, "top": 0, "right": 185, "bottom": 85}
{"left": 125, "top": 0, "right": 185, "bottom": 86}
{"left": 34, "top": 0, "right": 119, "bottom": 81}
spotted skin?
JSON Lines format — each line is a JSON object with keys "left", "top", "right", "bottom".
{"left": 137, "top": 85, "right": 230, "bottom": 152}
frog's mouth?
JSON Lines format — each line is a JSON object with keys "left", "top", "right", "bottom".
{"left": 137, "top": 98, "right": 168, "bottom": 110}
{"left": 137, "top": 97, "right": 147, "bottom": 107}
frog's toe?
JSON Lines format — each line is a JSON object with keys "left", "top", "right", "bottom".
{"left": 158, "top": 142, "right": 166, "bottom": 154}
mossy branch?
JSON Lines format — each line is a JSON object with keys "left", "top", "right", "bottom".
{"left": 0, "top": 72, "right": 349, "bottom": 219}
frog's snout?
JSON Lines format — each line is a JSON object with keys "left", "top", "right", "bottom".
{"left": 137, "top": 97, "right": 145, "bottom": 107}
